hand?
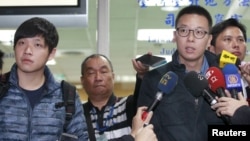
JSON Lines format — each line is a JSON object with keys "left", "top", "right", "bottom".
{"left": 131, "top": 106, "right": 153, "bottom": 137}
{"left": 134, "top": 124, "right": 157, "bottom": 141}
{"left": 239, "top": 62, "right": 250, "bottom": 85}
{"left": 131, "top": 106, "right": 157, "bottom": 141}
{"left": 132, "top": 52, "right": 152, "bottom": 79}
{"left": 211, "top": 90, "right": 248, "bottom": 117}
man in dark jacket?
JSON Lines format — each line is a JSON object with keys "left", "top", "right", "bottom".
{"left": 137, "top": 5, "right": 226, "bottom": 141}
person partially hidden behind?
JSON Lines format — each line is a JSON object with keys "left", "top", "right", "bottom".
{"left": 208, "top": 18, "right": 250, "bottom": 123}
{"left": 209, "top": 18, "right": 250, "bottom": 98}
{"left": 80, "top": 53, "right": 157, "bottom": 141}
{"left": 0, "top": 17, "right": 88, "bottom": 140}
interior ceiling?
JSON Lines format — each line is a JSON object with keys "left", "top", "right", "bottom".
{"left": 2, "top": 0, "right": 250, "bottom": 86}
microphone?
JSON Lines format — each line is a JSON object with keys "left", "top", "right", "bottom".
{"left": 141, "top": 71, "right": 178, "bottom": 121}
{"left": 222, "top": 64, "right": 242, "bottom": 99}
{"left": 184, "top": 71, "right": 217, "bottom": 105}
{"left": 184, "top": 71, "right": 231, "bottom": 125}
{"left": 184, "top": 71, "right": 209, "bottom": 98}
{"left": 184, "top": 71, "right": 217, "bottom": 104}
{"left": 218, "top": 50, "right": 241, "bottom": 68}
{"left": 205, "top": 67, "right": 227, "bottom": 97}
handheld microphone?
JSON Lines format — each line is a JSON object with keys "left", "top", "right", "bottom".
{"left": 219, "top": 50, "right": 238, "bottom": 68}
{"left": 205, "top": 67, "right": 227, "bottom": 97}
{"left": 184, "top": 71, "right": 216, "bottom": 104}
{"left": 222, "top": 64, "right": 242, "bottom": 99}
{"left": 184, "top": 71, "right": 231, "bottom": 125}
{"left": 184, "top": 71, "right": 209, "bottom": 97}
{"left": 141, "top": 71, "right": 178, "bottom": 121}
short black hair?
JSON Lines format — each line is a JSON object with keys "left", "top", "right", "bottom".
{"left": 0, "top": 50, "right": 4, "bottom": 70}
{"left": 175, "top": 5, "right": 213, "bottom": 31}
{"left": 81, "top": 54, "right": 114, "bottom": 76}
{"left": 210, "top": 18, "right": 247, "bottom": 46}
{"left": 14, "top": 17, "right": 59, "bottom": 53}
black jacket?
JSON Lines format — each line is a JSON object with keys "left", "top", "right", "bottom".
{"left": 231, "top": 105, "right": 250, "bottom": 124}
{"left": 137, "top": 50, "right": 226, "bottom": 141}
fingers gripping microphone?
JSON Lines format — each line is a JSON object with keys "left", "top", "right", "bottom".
{"left": 141, "top": 71, "right": 178, "bottom": 121}
{"left": 184, "top": 71, "right": 231, "bottom": 125}
{"left": 205, "top": 67, "right": 227, "bottom": 97}
{"left": 222, "top": 64, "right": 242, "bottom": 99}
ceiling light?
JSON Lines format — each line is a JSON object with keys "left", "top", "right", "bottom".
{"left": 161, "top": 7, "right": 179, "bottom": 11}
{"left": 137, "top": 29, "right": 175, "bottom": 43}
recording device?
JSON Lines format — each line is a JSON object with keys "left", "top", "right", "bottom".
{"left": 218, "top": 50, "right": 240, "bottom": 68}
{"left": 205, "top": 67, "right": 227, "bottom": 97}
{"left": 141, "top": 71, "right": 178, "bottom": 121}
{"left": 222, "top": 64, "right": 242, "bottom": 99}
{"left": 184, "top": 71, "right": 231, "bottom": 125}
{"left": 135, "top": 54, "right": 167, "bottom": 70}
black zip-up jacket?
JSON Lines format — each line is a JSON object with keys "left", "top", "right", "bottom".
{"left": 137, "top": 50, "right": 226, "bottom": 141}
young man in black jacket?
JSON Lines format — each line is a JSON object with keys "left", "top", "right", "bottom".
{"left": 137, "top": 5, "right": 226, "bottom": 141}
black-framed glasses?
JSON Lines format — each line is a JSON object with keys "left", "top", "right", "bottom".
{"left": 176, "top": 27, "right": 208, "bottom": 39}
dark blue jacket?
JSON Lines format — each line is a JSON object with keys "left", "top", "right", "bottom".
{"left": 137, "top": 50, "right": 226, "bottom": 141}
{"left": 0, "top": 64, "right": 88, "bottom": 141}
{"left": 231, "top": 105, "right": 250, "bottom": 124}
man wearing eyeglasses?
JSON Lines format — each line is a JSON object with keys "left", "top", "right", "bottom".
{"left": 137, "top": 5, "right": 226, "bottom": 141}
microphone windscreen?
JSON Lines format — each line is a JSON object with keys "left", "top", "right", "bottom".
{"left": 222, "top": 64, "right": 242, "bottom": 91}
{"left": 184, "top": 71, "right": 208, "bottom": 98}
{"left": 158, "top": 71, "right": 178, "bottom": 94}
{"left": 219, "top": 50, "right": 238, "bottom": 68}
{"left": 222, "top": 63, "right": 238, "bottom": 74}
{"left": 205, "top": 67, "right": 226, "bottom": 93}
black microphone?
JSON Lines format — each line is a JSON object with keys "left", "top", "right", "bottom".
{"left": 184, "top": 71, "right": 211, "bottom": 98}
{"left": 141, "top": 71, "right": 178, "bottom": 121}
{"left": 184, "top": 71, "right": 217, "bottom": 105}
{"left": 202, "top": 88, "right": 217, "bottom": 106}
{"left": 184, "top": 71, "right": 231, "bottom": 125}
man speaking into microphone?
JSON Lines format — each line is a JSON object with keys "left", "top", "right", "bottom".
{"left": 136, "top": 5, "right": 226, "bottom": 141}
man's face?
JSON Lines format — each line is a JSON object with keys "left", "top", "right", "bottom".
{"left": 14, "top": 35, "right": 55, "bottom": 73}
{"left": 173, "top": 14, "right": 212, "bottom": 63}
{"left": 214, "top": 26, "right": 246, "bottom": 61}
{"left": 81, "top": 56, "right": 114, "bottom": 97}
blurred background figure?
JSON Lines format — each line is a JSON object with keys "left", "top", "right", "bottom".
{"left": 0, "top": 50, "right": 4, "bottom": 74}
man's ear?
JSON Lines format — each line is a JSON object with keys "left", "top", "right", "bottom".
{"left": 207, "top": 45, "right": 215, "bottom": 54}
{"left": 172, "top": 31, "right": 176, "bottom": 42}
{"left": 48, "top": 48, "right": 57, "bottom": 60}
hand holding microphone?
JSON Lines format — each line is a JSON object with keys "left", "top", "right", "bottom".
{"left": 141, "top": 71, "right": 178, "bottom": 121}
{"left": 184, "top": 71, "right": 231, "bottom": 125}
{"left": 222, "top": 64, "right": 243, "bottom": 99}
{"left": 205, "top": 67, "right": 227, "bottom": 97}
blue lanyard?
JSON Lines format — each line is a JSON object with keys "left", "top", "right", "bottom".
{"left": 93, "top": 105, "right": 116, "bottom": 133}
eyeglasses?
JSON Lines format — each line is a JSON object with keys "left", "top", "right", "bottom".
{"left": 176, "top": 27, "right": 208, "bottom": 39}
